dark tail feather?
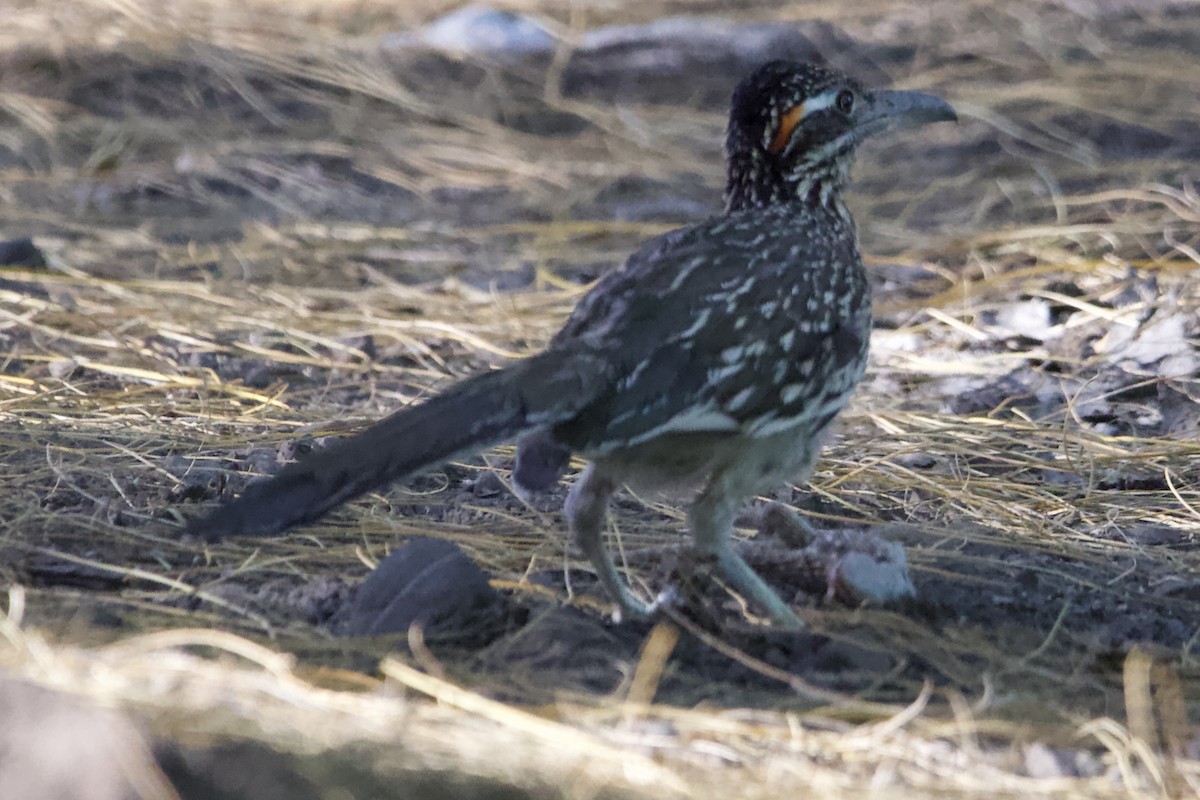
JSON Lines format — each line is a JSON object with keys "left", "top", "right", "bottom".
{"left": 190, "top": 349, "right": 608, "bottom": 539}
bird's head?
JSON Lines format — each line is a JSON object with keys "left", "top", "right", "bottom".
{"left": 725, "top": 61, "right": 956, "bottom": 211}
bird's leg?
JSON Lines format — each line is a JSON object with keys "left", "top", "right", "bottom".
{"left": 691, "top": 477, "right": 805, "bottom": 629}
{"left": 565, "top": 464, "right": 653, "bottom": 622}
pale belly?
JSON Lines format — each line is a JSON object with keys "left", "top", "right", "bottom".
{"left": 589, "top": 415, "right": 838, "bottom": 500}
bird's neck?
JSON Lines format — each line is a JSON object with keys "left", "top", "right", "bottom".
{"left": 724, "top": 155, "right": 852, "bottom": 214}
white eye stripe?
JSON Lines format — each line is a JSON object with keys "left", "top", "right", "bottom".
{"left": 799, "top": 89, "right": 841, "bottom": 117}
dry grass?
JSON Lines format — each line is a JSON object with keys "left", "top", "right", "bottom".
{"left": 1, "top": 0, "right": 1199, "bottom": 797}
{"left": 4, "top": 593, "right": 1197, "bottom": 799}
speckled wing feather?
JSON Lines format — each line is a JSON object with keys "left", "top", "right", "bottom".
{"left": 546, "top": 201, "right": 870, "bottom": 455}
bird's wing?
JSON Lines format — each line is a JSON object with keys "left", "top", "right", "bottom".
{"left": 547, "top": 205, "right": 869, "bottom": 453}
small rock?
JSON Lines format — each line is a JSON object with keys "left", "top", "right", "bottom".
{"left": 990, "top": 298, "right": 1054, "bottom": 341}
{"left": 1024, "top": 742, "right": 1066, "bottom": 779}
{"left": 832, "top": 546, "right": 916, "bottom": 605}
{"left": 47, "top": 359, "right": 78, "bottom": 380}
{"left": 338, "top": 537, "right": 503, "bottom": 637}
{"left": 400, "top": 6, "right": 555, "bottom": 56}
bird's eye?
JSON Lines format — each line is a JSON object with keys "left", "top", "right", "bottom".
{"left": 836, "top": 89, "right": 855, "bottom": 114}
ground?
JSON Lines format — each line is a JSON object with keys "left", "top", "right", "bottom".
{"left": 1, "top": 0, "right": 1199, "bottom": 798}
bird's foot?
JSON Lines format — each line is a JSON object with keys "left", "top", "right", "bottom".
{"left": 716, "top": 548, "right": 806, "bottom": 630}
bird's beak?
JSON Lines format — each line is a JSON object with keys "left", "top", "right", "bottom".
{"left": 858, "top": 89, "right": 957, "bottom": 136}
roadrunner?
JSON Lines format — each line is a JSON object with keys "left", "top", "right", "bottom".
{"left": 193, "top": 61, "right": 955, "bottom": 628}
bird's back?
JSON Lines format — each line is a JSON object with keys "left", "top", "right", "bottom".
{"left": 544, "top": 198, "right": 870, "bottom": 489}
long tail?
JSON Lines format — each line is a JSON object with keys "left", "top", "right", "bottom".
{"left": 190, "top": 348, "right": 610, "bottom": 539}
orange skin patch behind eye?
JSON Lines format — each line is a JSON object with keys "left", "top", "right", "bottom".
{"left": 767, "top": 103, "right": 806, "bottom": 154}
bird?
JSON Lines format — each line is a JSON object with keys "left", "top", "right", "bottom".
{"left": 191, "top": 61, "right": 956, "bottom": 628}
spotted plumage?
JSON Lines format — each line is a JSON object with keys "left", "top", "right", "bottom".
{"left": 192, "top": 61, "right": 956, "bottom": 628}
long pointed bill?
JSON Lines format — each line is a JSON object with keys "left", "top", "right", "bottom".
{"left": 859, "top": 89, "right": 957, "bottom": 136}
